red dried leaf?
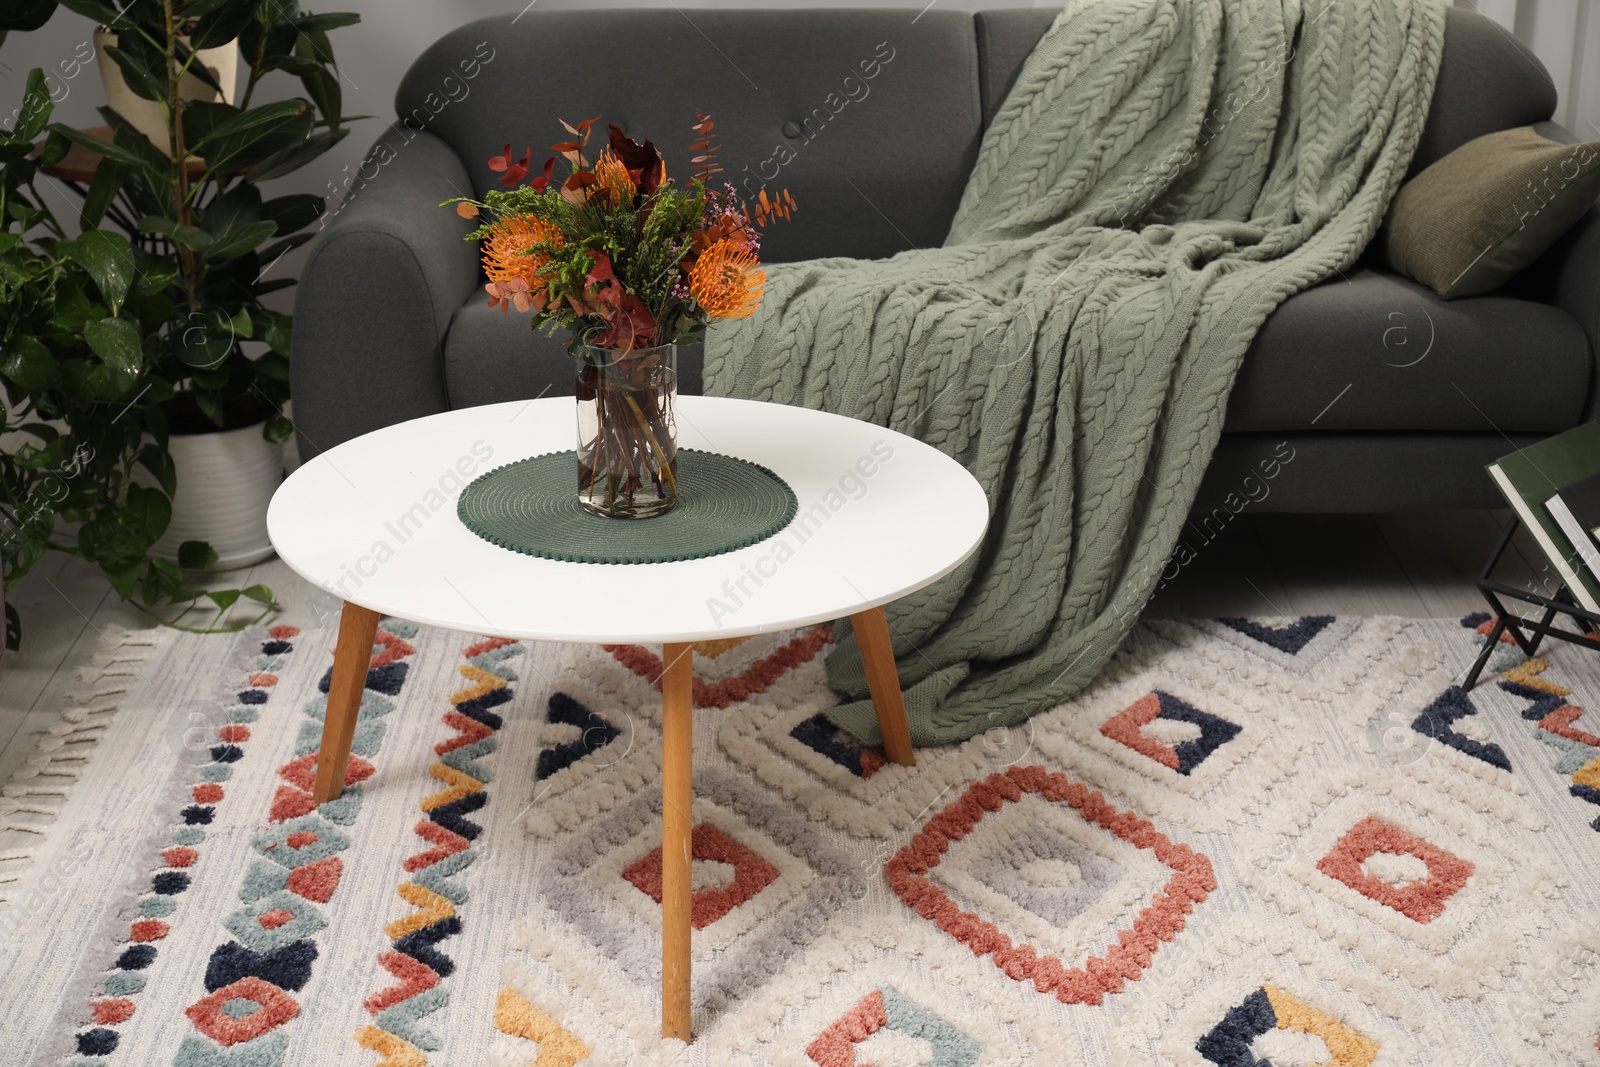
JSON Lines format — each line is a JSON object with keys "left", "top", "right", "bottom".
{"left": 487, "top": 144, "right": 531, "bottom": 187}
{"left": 608, "top": 124, "right": 665, "bottom": 198}
{"left": 529, "top": 157, "right": 556, "bottom": 193}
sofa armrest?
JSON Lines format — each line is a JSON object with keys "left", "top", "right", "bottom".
{"left": 1539, "top": 204, "right": 1600, "bottom": 420}
{"left": 1513, "top": 122, "right": 1600, "bottom": 420}
{"left": 291, "top": 129, "right": 479, "bottom": 460}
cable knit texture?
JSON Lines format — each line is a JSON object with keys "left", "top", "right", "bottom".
{"left": 705, "top": 0, "right": 1446, "bottom": 744}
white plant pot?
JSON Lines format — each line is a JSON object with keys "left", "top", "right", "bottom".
{"left": 94, "top": 29, "right": 239, "bottom": 156}
{"left": 152, "top": 422, "right": 282, "bottom": 571}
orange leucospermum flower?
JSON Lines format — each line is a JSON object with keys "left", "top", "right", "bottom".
{"left": 482, "top": 214, "right": 564, "bottom": 287}
{"left": 687, "top": 239, "right": 764, "bottom": 320}
{"left": 592, "top": 148, "right": 635, "bottom": 208}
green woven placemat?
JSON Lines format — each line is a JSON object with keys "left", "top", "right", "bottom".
{"left": 456, "top": 449, "right": 797, "bottom": 564}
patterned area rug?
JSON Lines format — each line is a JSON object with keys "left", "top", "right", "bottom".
{"left": 3, "top": 612, "right": 1599, "bottom": 1066}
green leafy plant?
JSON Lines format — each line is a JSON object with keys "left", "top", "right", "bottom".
{"left": 0, "top": 1, "right": 360, "bottom": 647}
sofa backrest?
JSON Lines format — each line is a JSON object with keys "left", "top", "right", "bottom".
{"left": 398, "top": 6, "right": 1559, "bottom": 264}
{"left": 974, "top": 7, "right": 1560, "bottom": 174}
{"left": 1409, "top": 7, "right": 1558, "bottom": 174}
{"left": 397, "top": 9, "right": 983, "bottom": 264}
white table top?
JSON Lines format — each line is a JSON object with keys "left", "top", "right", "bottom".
{"left": 268, "top": 396, "right": 989, "bottom": 643}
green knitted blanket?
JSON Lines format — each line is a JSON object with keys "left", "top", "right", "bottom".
{"left": 705, "top": 0, "right": 1445, "bottom": 745}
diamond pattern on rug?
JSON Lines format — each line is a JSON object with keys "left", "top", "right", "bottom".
{"left": 619, "top": 822, "right": 781, "bottom": 931}
{"left": 715, "top": 633, "right": 1044, "bottom": 839}
{"left": 532, "top": 767, "right": 865, "bottom": 1022}
{"left": 1143, "top": 616, "right": 1429, "bottom": 697}
{"left": 1194, "top": 984, "right": 1379, "bottom": 1067}
{"left": 970, "top": 825, "right": 1118, "bottom": 932}
{"left": 917, "top": 793, "right": 1163, "bottom": 968}
{"left": 1098, "top": 690, "right": 1240, "bottom": 776}
{"left": 1411, "top": 686, "right": 1512, "bottom": 772}
{"left": 789, "top": 712, "right": 888, "bottom": 779}
{"left": 185, "top": 976, "right": 299, "bottom": 1047}
{"left": 1316, "top": 815, "right": 1473, "bottom": 925}
{"left": 603, "top": 624, "right": 834, "bottom": 709}
{"left": 806, "top": 985, "right": 982, "bottom": 1067}
{"left": 704, "top": 915, "right": 1061, "bottom": 1066}
{"left": 1111, "top": 910, "right": 1464, "bottom": 1066}
{"left": 1243, "top": 765, "right": 1567, "bottom": 999}
{"left": 1028, "top": 654, "right": 1305, "bottom": 833}
{"left": 888, "top": 766, "right": 1214, "bottom": 1007}
{"left": 1217, "top": 615, "right": 1337, "bottom": 655}
{"left": 16, "top": 613, "right": 1600, "bottom": 1067}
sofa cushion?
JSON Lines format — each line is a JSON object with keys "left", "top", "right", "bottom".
{"left": 1383, "top": 127, "right": 1600, "bottom": 299}
{"left": 1223, "top": 268, "right": 1590, "bottom": 434}
{"left": 399, "top": 10, "right": 982, "bottom": 262}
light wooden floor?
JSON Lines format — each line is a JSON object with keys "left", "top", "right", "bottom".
{"left": 0, "top": 509, "right": 1554, "bottom": 786}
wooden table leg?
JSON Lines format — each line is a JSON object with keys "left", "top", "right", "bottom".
{"left": 312, "top": 602, "right": 382, "bottom": 804}
{"left": 851, "top": 605, "right": 916, "bottom": 766}
{"left": 660, "top": 641, "right": 695, "bottom": 1042}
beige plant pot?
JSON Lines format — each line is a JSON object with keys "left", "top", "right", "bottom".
{"left": 94, "top": 28, "right": 239, "bottom": 156}
{"left": 150, "top": 422, "right": 283, "bottom": 571}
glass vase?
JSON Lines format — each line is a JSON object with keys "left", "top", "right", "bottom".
{"left": 575, "top": 344, "right": 679, "bottom": 518}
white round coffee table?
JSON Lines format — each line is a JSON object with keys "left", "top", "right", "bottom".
{"left": 266, "top": 395, "right": 988, "bottom": 1041}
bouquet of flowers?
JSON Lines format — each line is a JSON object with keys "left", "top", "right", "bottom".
{"left": 446, "top": 114, "right": 793, "bottom": 517}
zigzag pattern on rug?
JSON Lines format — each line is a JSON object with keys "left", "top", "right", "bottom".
{"left": 1462, "top": 613, "right": 1600, "bottom": 832}
{"left": 355, "top": 636, "right": 523, "bottom": 1064}
{"left": 172, "top": 621, "right": 420, "bottom": 1067}
{"left": 67, "top": 627, "right": 301, "bottom": 1063}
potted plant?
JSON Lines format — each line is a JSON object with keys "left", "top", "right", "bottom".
{"left": 0, "top": 0, "right": 358, "bottom": 647}
{"left": 448, "top": 115, "right": 793, "bottom": 518}
{"left": 95, "top": 21, "right": 239, "bottom": 154}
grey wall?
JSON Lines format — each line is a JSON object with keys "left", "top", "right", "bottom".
{"left": 0, "top": 0, "right": 1046, "bottom": 301}
{"left": 0, "top": 0, "right": 1591, "bottom": 299}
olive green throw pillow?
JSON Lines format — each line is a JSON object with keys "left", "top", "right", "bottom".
{"left": 1382, "top": 127, "right": 1600, "bottom": 299}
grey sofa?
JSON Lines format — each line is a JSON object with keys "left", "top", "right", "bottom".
{"left": 294, "top": 7, "right": 1599, "bottom": 513}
